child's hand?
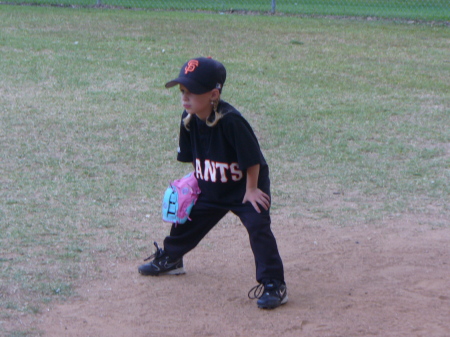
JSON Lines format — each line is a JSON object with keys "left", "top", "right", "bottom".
{"left": 243, "top": 188, "right": 271, "bottom": 213}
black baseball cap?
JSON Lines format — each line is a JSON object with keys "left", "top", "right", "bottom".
{"left": 165, "top": 57, "right": 226, "bottom": 94}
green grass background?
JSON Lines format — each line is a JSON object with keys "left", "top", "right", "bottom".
{"left": 3, "top": 0, "right": 450, "bottom": 20}
{"left": 1, "top": 5, "right": 449, "bottom": 336}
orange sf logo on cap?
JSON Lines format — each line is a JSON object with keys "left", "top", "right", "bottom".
{"left": 185, "top": 60, "right": 199, "bottom": 74}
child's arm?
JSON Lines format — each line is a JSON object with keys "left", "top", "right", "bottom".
{"left": 242, "top": 164, "right": 271, "bottom": 213}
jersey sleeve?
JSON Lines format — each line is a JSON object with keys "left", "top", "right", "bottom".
{"left": 177, "top": 111, "right": 193, "bottom": 163}
{"left": 221, "top": 113, "right": 266, "bottom": 171}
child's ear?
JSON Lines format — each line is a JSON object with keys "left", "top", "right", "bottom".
{"left": 211, "top": 88, "right": 221, "bottom": 100}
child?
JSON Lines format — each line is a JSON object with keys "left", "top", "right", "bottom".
{"left": 139, "top": 57, "right": 287, "bottom": 309}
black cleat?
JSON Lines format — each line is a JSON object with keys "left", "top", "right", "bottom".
{"left": 138, "top": 242, "right": 185, "bottom": 276}
{"left": 248, "top": 279, "right": 288, "bottom": 309}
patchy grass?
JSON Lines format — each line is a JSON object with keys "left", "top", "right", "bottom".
{"left": 0, "top": 6, "right": 449, "bottom": 336}
{"left": 3, "top": 0, "right": 450, "bottom": 21}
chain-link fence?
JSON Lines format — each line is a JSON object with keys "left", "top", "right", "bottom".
{"left": 3, "top": 1, "right": 450, "bottom": 21}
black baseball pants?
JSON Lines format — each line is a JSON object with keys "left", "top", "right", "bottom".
{"left": 163, "top": 198, "right": 285, "bottom": 283}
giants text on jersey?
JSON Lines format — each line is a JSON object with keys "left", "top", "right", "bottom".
{"left": 195, "top": 158, "right": 244, "bottom": 183}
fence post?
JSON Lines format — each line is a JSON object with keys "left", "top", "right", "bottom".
{"left": 271, "top": 0, "right": 276, "bottom": 14}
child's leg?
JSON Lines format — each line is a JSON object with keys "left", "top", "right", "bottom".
{"left": 233, "top": 204, "right": 284, "bottom": 283}
{"left": 163, "top": 199, "right": 228, "bottom": 259}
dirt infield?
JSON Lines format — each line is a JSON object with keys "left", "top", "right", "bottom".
{"left": 37, "top": 214, "right": 450, "bottom": 337}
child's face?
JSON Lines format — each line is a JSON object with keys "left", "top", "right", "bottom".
{"left": 179, "top": 84, "right": 219, "bottom": 121}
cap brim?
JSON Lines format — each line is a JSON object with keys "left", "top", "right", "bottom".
{"left": 165, "top": 77, "right": 210, "bottom": 94}
{"left": 164, "top": 79, "right": 181, "bottom": 89}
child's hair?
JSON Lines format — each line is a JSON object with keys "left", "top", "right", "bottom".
{"left": 183, "top": 99, "right": 222, "bottom": 130}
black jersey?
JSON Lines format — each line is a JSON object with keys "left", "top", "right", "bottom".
{"left": 177, "top": 100, "right": 270, "bottom": 204}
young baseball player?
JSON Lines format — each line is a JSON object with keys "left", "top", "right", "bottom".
{"left": 138, "top": 57, "right": 287, "bottom": 309}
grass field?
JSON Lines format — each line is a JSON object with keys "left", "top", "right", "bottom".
{"left": 1, "top": 5, "right": 449, "bottom": 336}
{"left": 3, "top": 0, "right": 450, "bottom": 21}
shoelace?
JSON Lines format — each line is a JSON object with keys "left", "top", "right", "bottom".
{"left": 248, "top": 283, "right": 265, "bottom": 299}
{"left": 143, "top": 241, "right": 164, "bottom": 261}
